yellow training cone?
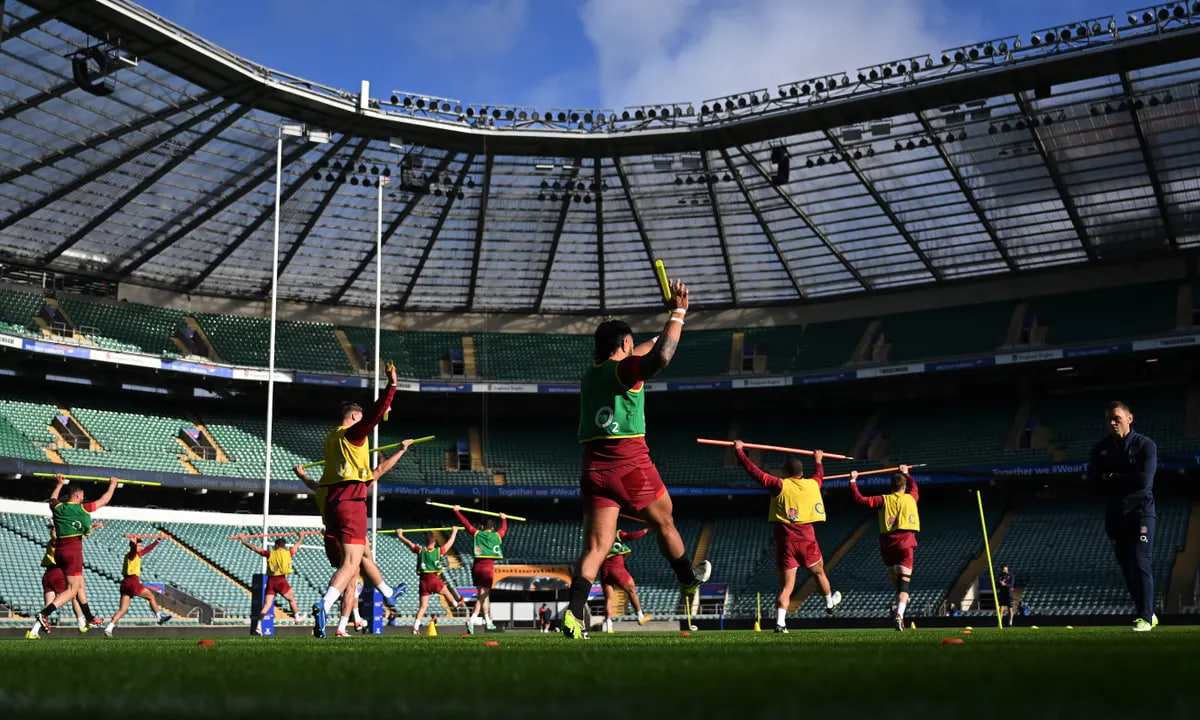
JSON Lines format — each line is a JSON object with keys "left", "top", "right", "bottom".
{"left": 427, "top": 618, "right": 438, "bottom": 637}
{"left": 753, "top": 620, "right": 761, "bottom": 632}
{"left": 909, "top": 621, "right": 916, "bottom": 630}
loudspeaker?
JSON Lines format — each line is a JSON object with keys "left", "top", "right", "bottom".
{"left": 72, "top": 46, "right": 114, "bottom": 97}
{"left": 770, "top": 146, "right": 790, "bottom": 186}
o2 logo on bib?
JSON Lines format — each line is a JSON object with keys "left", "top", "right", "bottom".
{"left": 594, "top": 406, "right": 620, "bottom": 434}
{"left": 814, "top": 502, "right": 825, "bottom": 516}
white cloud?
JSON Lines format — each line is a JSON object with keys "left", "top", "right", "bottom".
{"left": 581, "top": 0, "right": 972, "bottom": 109}
{"left": 413, "top": 0, "right": 533, "bottom": 60}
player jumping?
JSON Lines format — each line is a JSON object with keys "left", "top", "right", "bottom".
{"left": 849, "top": 466, "right": 919, "bottom": 631}
{"left": 241, "top": 536, "right": 302, "bottom": 635}
{"left": 453, "top": 505, "right": 506, "bottom": 634}
{"left": 28, "top": 474, "right": 117, "bottom": 637}
{"left": 397, "top": 528, "right": 462, "bottom": 634}
{"left": 565, "top": 277, "right": 711, "bottom": 640}
{"left": 310, "top": 363, "right": 401, "bottom": 639}
{"left": 293, "top": 442, "right": 409, "bottom": 637}
{"left": 600, "top": 527, "right": 654, "bottom": 633}
{"left": 733, "top": 441, "right": 842, "bottom": 633}
{"left": 29, "top": 523, "right": 88, "bottom": 638}
{"left": 105, "top": 537, "right": 172, "bottom": 637}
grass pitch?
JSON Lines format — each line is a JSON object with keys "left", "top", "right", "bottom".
{"left": 3, "top": 627, "right": 1198, "bottom": 718}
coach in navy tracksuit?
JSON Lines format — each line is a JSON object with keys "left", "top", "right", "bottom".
{"left": 1086, "top": 401, "right": 1158, "bottom": 631}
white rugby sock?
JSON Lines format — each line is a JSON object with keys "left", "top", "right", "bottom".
{"left": 896, "top": 601, "right": 907, "bottom": 618}
{"left": 636, "top": 611, "right": 645, "bottom": 622}
{"left": 776, "top": 608, "right": 787, "bottom": 626}
{"left": 337, "top": 616, "right": 348, "bottom": 632}
{"left": 825, "top": 593, "right": 834, "bottom": 608}
{"left": 375, "top": 582, "right": 392, "bottom": 597}
{"left": 351, "top": 607, "right": 362, "bottom": 624}
{"left": 321, "top": 587, "right": 341, "bottom": 614}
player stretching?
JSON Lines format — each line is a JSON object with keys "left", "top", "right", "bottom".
{"left": 310, "top": 363, "right": 400, "bottom": 639}
{"left": 241, "top": 536, "right": 302, "bottom": 635}
{"left": 734, "top": 441, "right": 842, "bottom": 633}
{"left": 294, "top": 443, "right": 409, "bottom": 637}
{"left": 600, "top": 527, "right": 654, "bottom": 633}
{"left": 453, "top": 505, "right": 506, "bottom": 634}
{"left": 105, "top": 538, "right": 172, "bottom": 637}
{"left": 565, "top": 278, "right": 711, "bottom": 640}
{"left": 849, "top": 466, "right": 919, "bottom": 631}
{"left": 28, "top": 524, "right": 87, "bottom": 638}
{"left": 397, "top": 528, "right": 462, "bottom": 634}
{"left": 28, "top": 474, "right": 117, "bottom": 637}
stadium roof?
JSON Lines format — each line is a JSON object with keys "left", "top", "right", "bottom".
{"left": 1, "top": 1, "right": 1199, "bottom": 314}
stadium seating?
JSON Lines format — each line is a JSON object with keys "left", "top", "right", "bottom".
{"left": 880, "top": 301, "right": 1014, "bottom": 362}
{"left": 341, "top": 326, "right": 463, "bottom": 378}
{"left": 793, "top": 319, "right": 867, "bottom": 371}
{"left": 740, "top": 326, "right": 804, "bottom": 374}
{"left": 194, "top": 313, "right": 350, "bottom": 374}
{"left": 473, "top": 332, "right": 591, "bottom": 382}
{"left": 0, "top": 287, "right": 42, "bottom": 331}
{"left": 0, "top": 397, "right": 60, "bottom": 449}
{"left": 58, "top": 297, "right": 188, "bottom": 356}
{"left": 0, "top": 413, "right": 44, "bottom": 460}
{"left": 1031, "top": 385, "right": 1196, "bottom": 462}
{"left": 873, "top": 399, "right": 1019, "bottom": 469}
{"left": 1029, "top": 283, "right": 1179, "bottom": 345}
{"left": 993, "top": 496, "right": 1189, "bottom": 615}
{"left": 61, "top": 400, "right": 190, "bottom": 474}
{"left": 801, "top": 504, "right": 996, "bottom": 619}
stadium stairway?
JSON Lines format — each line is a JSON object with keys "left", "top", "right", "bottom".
{"left": 1166, "top": 502, "right": 1200, "bottom": 613}
{"left": 158, "top": 527, "right": 254, "bottom": 605}
{"left": 183, "top": 317, "right": 224, "bottom": 363}
{"left": 333, "top": 328, "right": 365, "bottom": 372}
{"left": 788, "top": 517, "right": 874, "bottom": 612}
{"left": 185, "top": 413, "right": 230, "bottom": 463}
{"left": 948, "top": 502, "right": 1017, "bottom": 609}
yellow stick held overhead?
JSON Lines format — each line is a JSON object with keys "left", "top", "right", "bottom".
{"left": 32, "top": 472, "right": 161, "bottom": 487}
{"left": 654, "top": 259, "right": 672, "bottom": 301}
{"left": 379, "top": 526, "right": 462, "bottom": 534}
{"left": 298, "top": 435, "right": 436, "bottom": 469}
{"left": 425, "top": 500, "right": 527, "bottom": 522}
{"left": 977, "top": 490, "right": 1004, "bottom": 631}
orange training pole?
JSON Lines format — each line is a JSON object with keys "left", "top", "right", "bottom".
{"left": 227, "top": 531, "right": 302, "bottom": 540}
{"left": 695, "top": 438, "right": 853, "bottom": 460}
{"left": 619, "top": 513, "right": 646, "bottom": 524}
{"left": 824, "top": 463, "right": 928, "bottom": 481}
{"left": 124, "top": 534, "right": 168, "bottom": 540}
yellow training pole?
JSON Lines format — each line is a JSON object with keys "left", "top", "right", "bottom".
{"left": 299, "top": 436, "right": 436, "bottom": 469}
{"left": 425, "top": 500, "right": 527, "bottom": 522}
{"left": 754, "top": 591, "right": 761, "bottom": 632}
{"left": 976, "top": 490, "right": 1003, "bottom": 630}
{"left": 654, "top": 259, "right": 672, "bottom": 300}
{"left": 32, "top": 472, "right": 160, "bottom": 487}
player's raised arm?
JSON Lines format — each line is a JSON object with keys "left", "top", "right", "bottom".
{"left": 372, "top": 440, "right": 412, "bottom": 481}
{"left": 138, "top": 539, "right": 160, "bottom": 557}
{"left": 632, "top": 278, "right": 689, "bottom": 380}
{"left": 441, "top": 526, "right": 459, "bottom": 553}
{"left": 397, "top": 531, "right": 418, "bottom": 552}
{"left": 346, "top": 363, "right": 398, "bottom": 443}
{"left": 240, "top": 538, "right": 268, "bottom": 557}
{"left": 848, "top": 471, "right": 881, "bottom": 508}
{"left": 91, "top": 476, "right": 120, "bottom": 510}
{"left": 453, "top": 505, "right": 477, "bottom": 535}
{"left": 48, "top": 473, "right": 66, "bottom": 502}
{"left": 732, "top": 440, "right": 784, "bottom": 494}
{"left": 293, "top": 464, "right": 319, "bottom": 492}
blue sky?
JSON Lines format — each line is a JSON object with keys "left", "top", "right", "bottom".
{"left": 138, "top": 0, "right": 1130, "bottom": 110}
